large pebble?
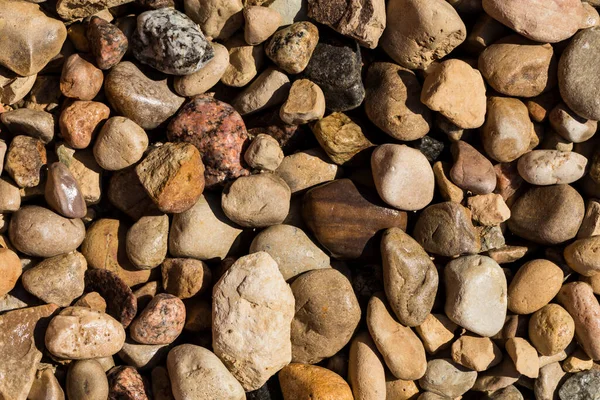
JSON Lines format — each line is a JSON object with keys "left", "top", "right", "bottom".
{"left": 45, "top": 162, "right": 87, "bottom": 219}
{"left": 136, "top": 142, "right": 205, "bottom": 214}
{"left": 279, "top": 363, "right": 353, "bottom": 400}
{"left": 565, "top": 236, "right": 600, "bottom": 276}
{"left": 367, "top": 293, "right": 427, "bottom": 380}
{"left": 365, "top": 62, "right": 431, "bottom": 141}
{"left": 371, "top": 144, "right": 434, "bottom": 211}
{"left": 105, "top": 61, "right": 185, "bottom": 130}
{"left": 381, "top": 227, "right": 438, "bottom": 327}
{"left": 169, "top": 194, "right": 243, "bottom": 261}
{"left": 184, "top": 0, "right": 243, "bottom": 40}
{"left": 232, "top": 67, "right": 290, "bottom": 115}
{"left": 60, "top": 53, "right": 103, "bottom": 101}
{"left": 244, "top": 6, "right": 281, "bottom": 45}
{"left": 28, "top": 366, "right": 64, "bottom": 400}
{"left": 348, "top": 331, "right": 386, "bottom": 400}
{"left": 559, "top": 27, "right": 600, "bottom": 120}
{"left": 529, "top": 304, "right": 575, "bottom": 356}
{"left": 250, "top": 224, "right": 329, "bottom": 281}
{"left": 213, "top": 252, "right": 295, "bottom": 391}
{"left": 508, "top": 185, "right": 585, "bottom": 245}
{"left": 290, "top": 269, "right": 360, "bottom": 364}
{"left": 413, "top": 202, "right": 480, "bottom": 257}
{"left": 132, "top": 9, "right": 213, "bottom": 75}
{"left": 275, "top": 148, "right": 339, "bottom": 193}
{"left": 266, "top": 22, "right": 319, "bottom": 74}
{"left": 517, "top": 150, "right": 587, "bottom": 185}
{"left": 167, "top": 344, "right": 245, "bottom": 400}
{"left": 93, "top": 117, "right": 148, "bottom": 171}
{"left": 126, "top": 214, "right": 169, "bottom": 270}
{"left": 381, "top": 0, "right": 465, "bottom": 70}
{"left": 45, "top": 307, "right": 126, "bottom": 359}
{"left": 445, "top": 255, "right": 507, "bottom": 337}
{"left": 559, "top": 370, "right": 600, "bottom": 400}
{"left": 244, "top": 134, "right": 284, "bottom": 171}
{"left": 67, "top": 360, "right": 109, "bottom": 400}
{"left": 22, "top": 252, "right": 87, "bottom": 307}
{"left": 9, "top": 206, "right": 85, "bottom": 258}
{"left": 535, "top": 362, "right": 567, "bottom": 400}
{"left": 421, "top": 59, "right": 486, "bottom": 129}
{"left": 419, "top": 359, "right": 477, "bottom": 398}
{"left": 173, "top": 42, "right": 229, "bottom": 97}
{"left": 130, "top": 294, "right": 185, "bottom": 345}
{"left": 0, "top": 108, "right": 54, "bottom": 144}
{"left": 5, "top": 135, "right": 46, "bottom": 188}
{"left": 557, "top": 282, "right": 600, "bottom": 359}
{"left": 221, "top": 173, "right": 290, "bottom": 228}
{"left": 508, "top": 259, "right": 563, "bottom": 314}
{"left": 450, "top": 140, "right": 496, "bottom": 195}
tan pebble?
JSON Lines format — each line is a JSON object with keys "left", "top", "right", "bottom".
{"left": 535, "top": 362, "right": 567, "bottom": 400}
{"left": 494, "top": 161, "right": 524, "bottom": 203}
{"left": 244, "top": 6, "right": 281, "bottom": 45}
{"left": 450, "top": 140, "right": 496, "bottom": 195}
{"left": 266, "top": 22, "right": 319, "bottom": 74}
{"left": 5, "top": 135, "right": 46, "bottom": 188}
{"left": 0, "top": 248, "right": 21, "bottom": 297}
{"left": 126, "top": 214, "right": 169, "bottom": 270}
{"left": 529, "top": 304, "right": 575, "bottom": 356}
{"left": 508, "top": 259, "right": 564, "bottom": 314}
{"left": 415, "top": 313, "right": 458, "bottom": 354}
{"left": 244, "top": 134, "right": 284, "bottom": 171}
{"left": 348, "top": 331, "right": 386, "bottom": 400}
{"left": 59, "top": 100, "right": 110, "bottom": 149}
{"left": 550, "top": 103, "right": 597, "bottom": 143}
{"left": 184, "top": 0, "right": 243, "bottom": 40}
{"left": 564, "top": 236, "right": 600, "bottom": 276}
{"left": 67, "top": 360, "right": 109, "bottom": 400}
{"left": 472, "top": 357, "right": 520, "bottom": 393}
{"left": 232, "top": 67, "right": 290, "bottom": 115}
{"left": 467, "top": 193, "right": 510, "bottom": 226}
{"left": 451, "top": 335, "right": 503, "bottom": 372}
{"left": 506, "top": 337, "right": 540, "bottom": 378}
{"left": 162, "top": 258, "right": 211, "bottom": 299}
{"left": 0, "top": 177, "right": 21, "bottom": 213}
{"left": 433, "top": 161, "right": 464, "bottom": 203}
{"left": 275, "top": 148, "right": 339, "bottom": 194}
{"left": 563, "top": 347, "right": 594, "bottom": 373}
{"left": 578, "top": 199, "right": 600, "bottom": 239}
{"left": 386, "top": 374, "right": 420, "bottom": 400}
{"left": 174, "top": 42, "right": 230, "bottom": 97}
{"left": 0, "top": 108, "right": 54, "bottom": 144}
{"left": 279, "top": 363, "right": 353, "bottom": 400}
{"left": 93, "top": 117, "right": 148, "bottom": 171}
{"left": 28, "top": 366, "right": 64, "bottom": 400}
{"left": 419, "top": 358, "right": 477, "bottom": 398}
{"left": 280, "top": 79, "right": 325, "bottom": 125}
{"left": 557, "top": 282, "right": 600, "bottom": 359}
{"left": 60, "top": 53, "right": 104, "bottom": 100}
{"left": 56, "top": 144, "right": 103, "bottom": 206}
{"left": 75, "top": 292, "right": 107, "bottom": 312}
{"left": 517, "top": 150, "right": 587, "bottom": 186}
{"left": 311, "top": 112, "right": 373, "bottom": 165}
{"left": 221, "top": 35, "right": 264, "bottom": 87}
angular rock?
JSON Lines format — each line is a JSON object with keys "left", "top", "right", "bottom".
{"left": 57, "top": 0, "right": 134, "bottom": 20}
{"left": 506, "top": 337, "right": 539, "bottom": 378}
{"left": 311, "top": 112, "right": 373, "bottom": 165}
{"left": 467, "top": 194, "right": 511, "bottom": 226}
{"left": 415, "top": 313, "right": 458, "bottom": 355}
{"left": 5, "top": 135, "right": 46, "bottom": 188}
{"left": 266, "top": 22, "right": 319, "bottom": 74}
{"left": 45, "top": 162, "right": 87, "bottom": 219}
{"left": 87, "top": 17, "right": 128, "bottom": 70}
{"left": 0, "top": 68, "right": 36, "bottom": 105}
{"left": 451, "top": 335, "right": 502, "bottom": 372}
{"left": 279, "top": 79, "right": 326, "bottom": 125}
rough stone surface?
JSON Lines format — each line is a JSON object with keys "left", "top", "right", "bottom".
{"left": 5, "top": 135, "right": 46, "bottom": 188}
{"left": 67, "top": 360, "right": 109, "bottom": 400}
{"left": 415, "top": 313, "right": 458, "bottom": 355}
{"left": 94, "top": 117, "right": 149, "bottom": 171}
{"left": 506, "top": 337, "right": 539, "bottom": 378}
{"left": 266, "top": 22, "right": 319, "bottom": 74}
{"left": 565, "top": 236, "right": 600, "bottom": 276}
{"left": 517, "top": 150, "right": 587, "bottom": 185}
{"left": 45, "top": 162, "right": 87, "bottom": 219}
{"left": 107, "top": 366, "right": 151, "bottom": 400}
{"left": 213, "top": 252, "right": 295, "bottom": 391}
{"left": 0, "top": 69, "right": 36, "bottom": 105}
{"left": 508, "top": 259, "right": 563, "bottom": 314}
{"left": 419, "top": 359, "right": 477, "bottom": 398}
{"left": 126, "top": 214, "right": 168, "bottom": 270}
{"left": 184, "top": 0, "right": 244, "bottom": 40}
{"left": 1, "top": 108, "right": 54, "bottom": 144}
{"left": 529, "top": 304, "right": 575, "bottom": 357}
{"left": 279, "top": 363, "right": 353, "bottom": 400}
{"left": 59, "top": 100, "right": 110, "bottom": 150}
{"left": 130, "top": 294, "right": 185, "bottom": 345}
{"left": 467, "top": 194, "right": 510, "bottom": 226}
{"left": 162, "top": 258, "right": 211, "bottom": 299}
{"left": 559, "top": 370, "right": 600, "bottom": 400}
{"left": 451, "top": 335, "right": 502, "bottom": 372}
{"left": 174, "top": 42, "right": 230, "bottom": 96}
{"left": 132, "top": 9, "right": 214, "bottom": 75}
{"left": 87, "top": 17, "right": 128, "bottom": 70}
{"left": 57, "top": 0, "right": 133, "bottom": 20}
{"left": 60, "top": 53, "right": 104, "bottom": 101}
{"left": 311, "top": 112, "right": 373, "bottom": 165}
{"left": 280, "top": 79, "right": 325, "bottom": 125}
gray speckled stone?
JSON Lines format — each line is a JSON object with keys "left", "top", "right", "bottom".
{"left": 559, "top": 370, "right": 600, "bottom": 400}
{"left": 132, "top": 8, "right": 214, "bottom": 75}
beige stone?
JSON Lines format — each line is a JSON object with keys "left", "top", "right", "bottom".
{"left": 5, "top": 135, "right": 46, "bottom": 188}
{"left": 75, "top": 292, "right": 107, "bottom": 313}
{"left": 244, "top": 6, "right": 281, "bottom": 45}
{"left": 162, "top": 258, "right": 211, "bottom": 299}
{"left": 0, "top": 68, "right": 36, "bottom": 105}
{"left": 275, "top": 148, "right": 339, "bottom": 193}
{"left": 0, "top": 177, "right": 21, "bottom": 213}
{"left": 578, "top": 200, "right": 600, "bottom": 239}
{"left": 56, "top": 145, "right": 103, "bottom": 205}
{"left": 419, "top": 359, "right": 477, "bottom": 398}
{"left": 184, "top": 0, "right": 243, "bottom": 39}
{"left": 1, "top": 108, "right": 55, "bottom": 144}
{"left": 0, "top": 248, "right": 20, "bottom": 298}
{"left": 94, "top": 117, "right": 148, "bottom": 171}
{"left": 508, "top": 259, "right": 564, "bottom": 314}
{"left": 279, "top": 363, "right": 353, "bottom": 400}
{"left": 57, "top": 0, "right": 133, "bottom": 19}
{"left": 385, "top": 374, "right": 420, "bottom": 400}
{"left": 550, "top": 103, "right": 598, "bottom": 143}
{"left": 126, "top": 214, "right": 169, "bottom": 270}
{"left": 452, "top": 335, "right": 503, "bottom": 372}
{"left": 433, "top": 161, "right": 464, "bottom": 203}
{"left": 280, "top": 79, "right": 325, "bottom": 125}
{"left": 311, "top": 112, "right": 373, "bottom": 165}
{"left": 529, "top": 304, "right": 575, "bottom": 356}
{"left": 506, "top": 337, "right": 540, "bottom": 378}
{"left": 563, "top": 348, "right": 594, "bottom": 373}
{"left": 28, "top": 366, "right": 64, "bottom": 400}
{"left": 244, "top": 134, "right": 284, "bottom": 171}
{"left": 174, "top": 42, "right": 230, "bottom": 97}
{"left": 535, "top": 362, "right": 567, "bottom": 400}
{"left": 517, "top": 150, "right": 587, "bottom": 186}
{"left": 221, "top": 35, "right": 264, "bottom": 87}
{"left": 564, "top": 236, "right": 600, "bottom": 276}
{"left": 118, "top": 342, "right": 169, "bottom": 370}
{"left": 467, "top": 194, "right": 511, "bottom": 226}
{"left": 348, "top": 331, "right": 387, "bottom": 400}
{"left": 415, "top": 313, "right": 458, "bottom": 354}
{"left": 472, "top": 357, "right": 520, "bottom": 393}
{"left": 67, "top": 360, "right": 109, "bottom": 400}
{"left": 232, "top": 67, "right": 290, "bottom": 115}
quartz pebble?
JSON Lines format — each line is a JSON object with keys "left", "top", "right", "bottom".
{"left": 550, "top": 103, "right": 598, "bottom": 143}
{"left": 517, "top": 150, "right": 587, "bottom": 185}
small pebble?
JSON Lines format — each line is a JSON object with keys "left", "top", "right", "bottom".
{"left": 564, "top": 236, "right": 600, "bottom": 276}
{"left": 415, "top": 313, "right": 458, "bottom": 355}
{"left": 130, "top": 293, "right": 186, "bottom": 345}
{"left": 549, "top": 103, "right": 597, "bottom": 143}
{"left": 126, "top": 214, "right": 169, "bottom": 270}
{"left": 0, "top": 248, "right": 21, "bottom": 297}
{"left": 279, "top": 363, "right": 353, "bottom": 400}
{"left": 162, "top": 258, "right": 211, "bottom": 299}
{"left": 86, "top": 16, "right": 128, "bottom": 70}
{"left": 221, "top": 34, "right": 264, "bottom": 87}
{"left": 450, "top": 140, "right": 496, "bottom": 195}
{"left": 173, "top": 42, "right": 230, "bottom": 97}
{"left": 67, "top": 360, "right": 109, "bottom": 400}
{"left": 275, "top": 148, "right": 339, "bottom": 193}
{"left": 348, "top": 331, "right": 387, "bottom": 400}
{"left": 266, "top": 22, "right": 319, "bottom": 74}
{"left": 506, "top": 337, "right": 540, "bottom": 378}
{"left": 244, "top": 134, "right": 284, "bottom": 171}
{"left": 279, "top": 79, "right": 325, "bottom": 125}
{"left": 451, "top": 335, "right": 502, "bottom": 372}
{"left": 45, "top": 162, "right": 87, "bottom": 219}
{"left": 232, "top": 67, "right": 291, "bottom": 115}
{"left": 60, "top": 53, "right": 104, "bottom": 100}
{"left": 467, "top": 193, "right": 511, "bottom": 226}
{"left": 59, "top": 100, "right": 110, "bottom": 149}
{"left": 93, "top": 117, "right": 149, "bottom": 171}
{"left": 419, "top": 359, "right": 477, "bottom": 398}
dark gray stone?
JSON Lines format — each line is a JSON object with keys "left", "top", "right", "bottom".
{"left": 132, "top": 8, "right": 213, "bottom": 75}
{"left": 559, "top": 370, "right": 600, "bottom": 400}
{"left": 411, "top": 135, "right": 444, "bottom": 162}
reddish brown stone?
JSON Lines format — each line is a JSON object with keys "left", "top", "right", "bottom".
{"left": 167, "top": 95, "right": 250, "bottom": 187}
{"left": 108, "top": 366, "right": 151, "bottom": 400}
{"left": 84, "top": 269, "right": 138, "bottom": 328}
{"left": 59, "top": 100, "right": 110, "bottom": 149}
{"left": 86, "top": 17, "right": 128, "bottom": 70}
{"left": 130, "top": 293, "right": 185, "bottom": 345}
{"left": 4, "top": 135, "right": 47, "bottom": 188}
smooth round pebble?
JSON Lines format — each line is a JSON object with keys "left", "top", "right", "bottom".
{"left": 94, "top": 117, "right": 148, "bottom": 171}
{"left": 517, "top": 150, "right": 587, "bottom": 185}
{"left": 244, "top": 133, "right": 284, "bottom": 171}
{"left": 564, "top": 236, "right": 600, "bottom": 276}
{"left": 174, "top": 42, "right": 230, "bottom": 97}
{"left": 130, "top": 293, "right": 186, "bottom": 345}
{"left": 67, "top": 360, "right": 109, "bottom": 400}
{"left": 508, "top": 259, "right": 564, "bottom": 314}
{"left": 126, "top": 214, "right": 169, "bottom": 270}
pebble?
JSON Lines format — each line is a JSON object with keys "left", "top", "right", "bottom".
{"left": 0, "top": 0, "right": 66, "bottom": 76}
{"left": 280, "top": 79, "right": 325, "bottom": 125}
{"left": 166, "top": 95, "right": 249, "bottom": 187}
{"left": 82, "top": 219, "right": 152, "bottom": 287}
{"left": 86, "top": 17, "right": 128, "bottom": 70}
{"left": 162, "top": 258, "right": 211, "bottom": 299}
{"left": 367, "top": 292, "right": 427, "bottom": 380}
{"left": 482, "top": 96, "right": 535, "bottom": 162}
{"left": 550, "top": 103, "right": 597, "bottom": 143}
{"left": 173, "top": 42, "right": 229, "bottom": 97}
{"left": 244, "top": 134, "right": 284, "bottom": 171}
{"left": 557, "top": 282, "right": 600, "bottom": 359}
{"left": 268, "top": 0, "right": 306, "bottom": 26}
{"left": 275, "top": 148, "right": 339, "bottom": 193}
{"left": 9, "top": 205, "right": 85, "bottom": 258}
{"left": 413, "top": 202, "right": 480, "bottom": 257}
{"left": 0, "top": 247, "right": 20, "bottom": 299}
{"left": 482, "top": 0, "right": 587, "bottom": 43}
{"left": 265, "top": 22, "right": 319, "bottom": 74}
{"left": 381, "top": 0, "right": 465, "bottom": 70}
{"left": 28, "top": 366, "right": 64, "bottom": 400}
{"left": 167, "top": 344, "right": 245, "bottom": 400}
{"left": 213, "top": 252, "right": 295, "bottom": 391}
{"left": 301, "top": 34, "right": 365, "bottom": 112}
{"left": 60, "top": 53, "right": 103, "bottom": 101}
{"left": 471, "top": 357, "right": 520, "bottom": 393}
{"left": 348, "top": 331, "right": 387, "bottom": 400}
{"left": 279, "top": 363, "right": 353, "bottom": 400}
{"left": 0, "top": 108, "right": 54, "bottom": 144}
{"left": 22, "top": 251, "right": 87, "bottom": 307}
{"left": 75, "top": 291, "right": 107, "bottom": 312}
{"left": 365, "top": 62, "right": 431, "bottom": 141}
{"left": 371, "top": 144, "right": 434, "bottom": 211}
{"left": 67, "top": 360, "right": 109, "bottom": 400}
{"left": 56, "top": 144, "right": 103, "bottom": 205}
{"left": 108, "top": 167, "right": 157, "bottom": 219}
{"left": 250, "top": 224, "right": 329, "bottom": 280}
{"left": 312, "top": 112, "right": 373, "bottom": 165}
{"left": 415, "top": 313, "right": 458, "bottom": 354}
{"left": 535, "top": 362, "right": 567, "bottom": 400}
{"left": 565, "top": 236, "right": 600, "bottom": 276}
{"left": 381, "top": 227, "right": 438, "bottom": 327}
{"left": 45, "top": 306, "right": 126, "bottom": 359}
{"left": 559, "top": 370, "right": 600, "bottom": 399}
{"left": 107, "top": 366, "right": 151, "bottom": 400}
{"left": 386, "top": 376, "right": 420, "bottom": 400}
{"left": 0, "top": 69, "right": 36, "bottom": 105}
{"left": 169, "top": 194, "right": 243, "bottom": 261}
{"left": 303, "top": 179, "right": 407, "bottom": 259}
{"left": 5, "top": 135, "right": 47, "bottom": 188}
{"left": 450, "top": 140, "right": 497, "bottom": 195}
{"left": 433, "top": 161, "right": 464, "bottom": 203}
{"left": 451, "top": 335, "right": 502, "bottom": 371}
{"left": 45, "top": 162, "right": 87, "bottom": 219}
{"left": 0, "top": 178, "right": 20, "bottom": 213}
{"left": 508, "top": 185, "right": 585, "bottom": 245}
{"left": 517, "top": 150, "right": 587, "bottom": 185}
{"left": 232, "top": 67, "right": 291, "bottom": 115}
{"left": 506, "top": 337, "right": 539, "bottom": 378}
{"left": 126, "top": 214, "right": 169, "bottom": 270}
{"left": 59, "top": 100, "right": 110, "bottom": 149}
{"left": 132, "top": 9, "right": 213, "bottom": 75}
{"left": 129, "top": 293, "right": 185, "bottom": 345}
{"left": 467, "top": 194, "right": 511, "bottom": 226}
{"left": 445, "top": 255, "right": 507, "bottom": 337}
{"left": 0, "top": 304, "right": 59, "bottom": 400}
{"left": 93, "top": 116, "right": 148, "bottom": 171}
{"left": 221, "top": 35, "right": 264, "bottom": 87}
{"left": 244, "top": 6, "right": 281, "bottom": 45}
{"left": 529, "top": 304, "right": 575, "bottom": 356}
{"left": 508, "top": 259, "right": 564, "bottom": 314}
{"left": 184, "top": 0, "right": 243, "bottom": 40}
{"left": 478, "top": 36, "right": 556, "bottom": 98}
{"left": 290, "top": 268, "right": 360, "bottom": 364}
{"left": 562, "top": 348, "right": 593, "bottom": 373}
{"left": 421, "top": 59, "right": 487, "bottom": 129}
{"left": 308, "top": 0, "right": 386, "bottom": 48}
{"left": 221, "top": 173, "right": 290, "bottom": 228}
{"left": 136, "top": 142, "right": 205, "bottom": 214}
{"left": 486, "top": 385, "right": 524, "bottom": 400}
{"left": 419, "top": 359, "right": 477, "bottom": 398}
{"left": 119, "top": 342, "right": 169, "bottom": 370}
{"left": 105, "top": 61, "right": 185, "bottom": 130}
